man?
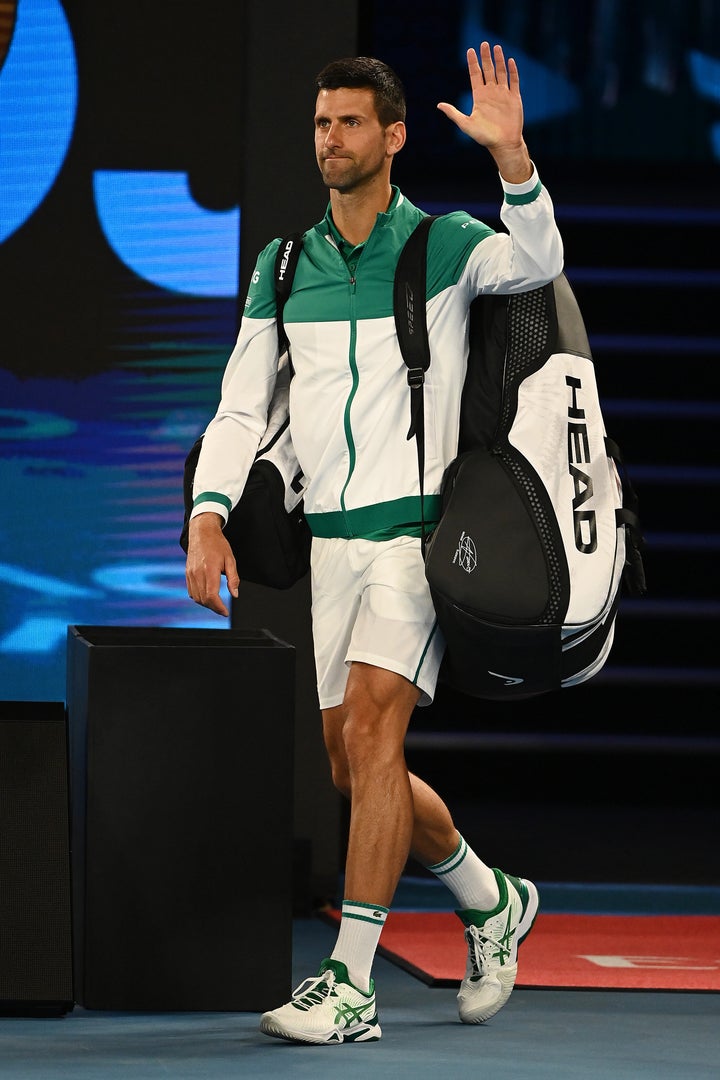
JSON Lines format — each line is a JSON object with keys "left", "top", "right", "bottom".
{"left": 185, "top": 43, "right": 564, "bottom": 1044}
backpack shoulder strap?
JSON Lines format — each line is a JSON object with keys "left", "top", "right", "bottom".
{"left": 393, "top": 214, "right": 440, "bottom": 552}
{"left": 394, "top": 213, "right": 440, "bottom": 441}
{"left": 274, "top": 233, "right": 303, "bottom": 367}
{"left": 394, "top": 215, "right": 437, "bottom": 387}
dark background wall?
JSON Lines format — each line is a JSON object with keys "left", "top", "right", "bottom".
{"left": 1, "top": 0, "right": 719, "bottom": 897}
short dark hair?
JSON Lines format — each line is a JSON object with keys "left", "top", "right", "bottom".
{"left": 315, "top": 57, "right": 406, "bottom": 126}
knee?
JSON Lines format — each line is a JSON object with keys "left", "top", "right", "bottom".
{"left": 341, "top": 707, "right": 404, "bottom": 781}
{"left": 327, "top": 710, "right": 382, "bottom": 790}
{"left": 341, "top": 711, "right": 378, "bottom": 764}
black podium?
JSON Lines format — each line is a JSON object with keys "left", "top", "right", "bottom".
{"left": 66, "top": 626, "right": 295, "bottom": 1012}
{"left": 0, "top": 701, "right": 74, "bottom": 1016}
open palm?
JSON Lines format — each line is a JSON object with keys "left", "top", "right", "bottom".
{"left": 437, "top": 42, "right": 524, "bottom": 152}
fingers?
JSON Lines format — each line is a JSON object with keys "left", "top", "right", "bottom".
{"left": 506, "top": 55, "right": 519, "bottom": 93}
{"left": 468, "top": 41, "right": 514, "bottom": 88}
{"left": 466, "top": 45, "right": 482, "bottom": 80}
{"left": 491, "top": 44, "right": 508, "bottom": 84}
{"left": 200, "top": 594, "right": 230, "bottom": 618}
{"left": 186, "top": 555, "right": 237, "bottom": 617}
{"left": 436, "top": 100, "right": 464, "bottom": 124}
{"left": 226, "top": 566, "right": 240, "bottom": 601}
{"left": 186, "top": 573, "right": 228, "bottom": 616}
{"left": 479, "top": 42, "right": 497, "bottom": 83}
{"left": 439, "top": 40, "right": 515, "bottom": 120}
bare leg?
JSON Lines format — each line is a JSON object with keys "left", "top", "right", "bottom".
{"left": 408, "top": 772, "right": 462, "bottom": 866}
{"left": 323, "top": 660, "right": 460, "bottom": 906}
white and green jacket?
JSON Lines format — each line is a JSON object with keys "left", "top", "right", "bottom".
{"left": 191, "top": 166, "right": 564, "bottom": 541}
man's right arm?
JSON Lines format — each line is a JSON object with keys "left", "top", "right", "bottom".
{"left": 184, "top": 239, "right": 284, "bottom": 614}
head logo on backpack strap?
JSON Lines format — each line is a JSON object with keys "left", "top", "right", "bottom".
{"left": 274, "top": 233, "right": 303, "bottom": 365}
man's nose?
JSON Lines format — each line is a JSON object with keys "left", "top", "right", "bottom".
{"left": 324, "top": 122, "right": 341, "bottom": 146}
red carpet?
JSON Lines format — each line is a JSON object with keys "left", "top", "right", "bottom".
{"left": 322, "top": 909, "right": 720, "bottom": 992}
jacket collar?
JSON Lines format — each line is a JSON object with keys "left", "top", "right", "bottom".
{"left": 322, "top": 185, "right": 405, "bottom": 245}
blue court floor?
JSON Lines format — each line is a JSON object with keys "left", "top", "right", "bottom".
{"left": 2, "top": 881, "right": 719, "bottom": 1080}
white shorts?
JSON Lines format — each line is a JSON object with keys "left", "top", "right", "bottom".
{"left": 310, "top": 534, "right": 445, "bottom": 710}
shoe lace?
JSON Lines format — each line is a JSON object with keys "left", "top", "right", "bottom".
{"left": 290, "top": 970, "right": 337, "bottom": 1011}
{"left": 465, "top": 923, "right": 512, "bottom": 978}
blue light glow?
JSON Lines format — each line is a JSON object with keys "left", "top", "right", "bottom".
{"left": 0, "top": 0, "right": 77, "bottom": 243}
{"left": 93, "top": 170, "right": 240, "bottom": 297}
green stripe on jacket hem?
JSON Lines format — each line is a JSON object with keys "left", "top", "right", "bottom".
{"left": 306, "top": 495, "right": 442, "bottom": 540}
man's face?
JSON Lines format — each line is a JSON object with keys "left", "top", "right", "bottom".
{"left": 314, "top": 86, "right": 403, "bottom": 192}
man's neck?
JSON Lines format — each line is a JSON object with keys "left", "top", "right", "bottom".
{"left": 329, "top": 180, "right": 394, "bottom": 247}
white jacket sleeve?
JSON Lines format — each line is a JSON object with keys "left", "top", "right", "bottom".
{"left": 466, "top": 164, "right": 564, "bottom": 294}
{"left": 188, "top": 315, "right": 281, "bottom": 524}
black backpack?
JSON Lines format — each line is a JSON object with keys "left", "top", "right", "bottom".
{"left": 394, "top": 215, "right": 646, "bottom": 700}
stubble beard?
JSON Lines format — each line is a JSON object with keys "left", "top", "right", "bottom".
{"left": 319, "top": 153, "right": 385, "bottom": 193}
{"left": 319, "top": 156, "right": 359, "bottom": 192}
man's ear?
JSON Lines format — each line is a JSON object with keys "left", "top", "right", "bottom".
{"left": 386, "top": 121, "right": 406, "bottom": 157}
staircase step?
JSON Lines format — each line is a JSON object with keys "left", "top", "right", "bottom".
{"left": 628, "top": 538, "right": 718, "bottom": 597}
{"left": 612, "top": 603, "right": 719, "bottom": 666}
{"left": 593, "top": 341, "right": 718, "bottom": 401}
{"left": 412, "top": 680, "right": 720, "bottom": 741}
{"left": 571, "top": 280, "right": 717, "bottom": 339}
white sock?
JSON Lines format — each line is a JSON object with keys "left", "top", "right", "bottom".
{"left": 426, "top": 835, "right": 500, "bottom": 911}
{"left": 330, "top": 899, "right": 388, "bottom": 993}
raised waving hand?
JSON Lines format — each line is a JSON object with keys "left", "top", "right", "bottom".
{"left": 437, "top": 42, "right": 532, "bottom": 183}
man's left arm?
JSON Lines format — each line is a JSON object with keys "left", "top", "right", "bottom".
{"left": 438, "top": 42, "right": 564, "bottom": 290}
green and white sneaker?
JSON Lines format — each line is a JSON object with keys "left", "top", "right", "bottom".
{"left": 455, "top": 867, "right": 539, "bottom": 1024}
{"left": 259, "top": 958, "right": 382, "bottom": 1045}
